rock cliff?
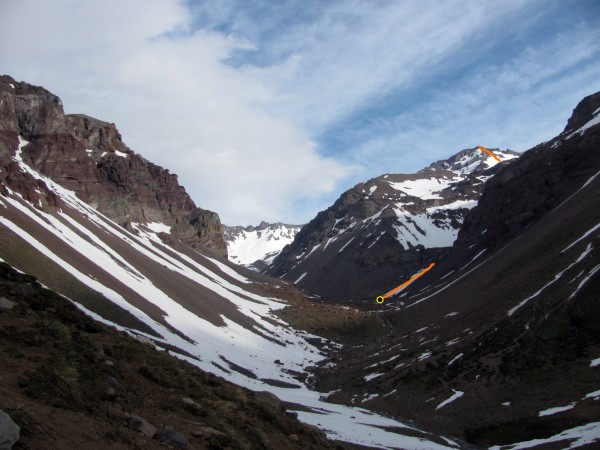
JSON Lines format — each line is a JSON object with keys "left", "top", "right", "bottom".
{"left": 0, "top": 75, "right": 227, "bottom": 257}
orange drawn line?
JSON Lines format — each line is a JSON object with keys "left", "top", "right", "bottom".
{"left": 382, "top": 262, "right": 435, "bottom": 299}
{"left": 477, "top": 145, "right": 501, "bottom": 162}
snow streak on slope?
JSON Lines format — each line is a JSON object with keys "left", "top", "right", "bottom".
{"left": 0, "top": 137, "right": 455, "bottom": 449}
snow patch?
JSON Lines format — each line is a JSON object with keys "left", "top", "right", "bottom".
{"left": 435, "top": 390, "right": 463, "bottom": 410}
{"left": 489, "top": 421, "right": 600, "bottom": 450}
{"left": 567, "top": 111, "right": 600, "bottom": 139}
{"left": 568, "top": 263, "right": 600, "bottom": 300}
{"left": 561, "top": 223, "right": 600, "bottom": 253}
{"left": 387, "top": 176, "right": 461, "bottom": 200}
{"left": 510, "top": 243, "right": 594, "bottom": 316}
{"left": 364, "top": 372, "right": 384, "bottom": 382}
{"left": 418, "top": 352, "right": 432, "bottom": 362}
{"left": 585, "top": 390, "right": 600, "bottom": 400}
{"left": 447, "top": 353, "right": 463, "bottom": 366}
{"left": 145, "top": 222, "right": 171, "bottom": 234}
{"left": 338, "top": 236, "right": 355, "bottom": 253}
{"left": 538, "top": 403, "right": 576, "bottom": 417}
{"left": 426, "top": 199, "right": 478, "bottom": 214}
{"left": 294, "top": 272, "right": 307, "bottom": 284}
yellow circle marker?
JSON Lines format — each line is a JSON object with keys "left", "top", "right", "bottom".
{"left": 376, "top": 296, "right": 385, "bottom": 304}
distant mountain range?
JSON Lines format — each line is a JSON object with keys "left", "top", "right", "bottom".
{"left": 223, "top": 221, "right": 302, "bottom": 271}
{"left": 267, "top": 146, "right": 519, "bottom": 299}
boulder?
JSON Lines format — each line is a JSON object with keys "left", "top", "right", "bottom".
{"left": 155, "top": 425, "right": 188, "bottom": 449}
{"left": 181, "top": 397, "right": 204, "bottom": 416}
{"left": 127, "top": 414, "right": 156, "bottom": 438}
{"left": 0, "top": 298, "right": 16, "bottom": 310}
{"left": 0, "top": 409, "right": 20, "bottom": 450}
{"left": 254, "top": 391, "right": 284, "bottom": 411}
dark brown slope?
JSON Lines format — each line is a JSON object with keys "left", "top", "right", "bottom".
{"left": 0, "top": 263, "right": 339, "bottom": 450}
{"left": 0, "top": 75, "right": 226, "bottom": 257}
{"left": 312, "top": 92, "right": 600, "bottom": 448}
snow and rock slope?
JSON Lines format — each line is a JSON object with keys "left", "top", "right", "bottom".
{"left": 313, "top": 91, "right": 600, "bottom": 448}
{"left": 268, "top": 146, "right": 518, "bottom": 300}
{"left": 0, "top": 75, "right": 227, "bottom": 257}
{"left": 0, "top": 75, "right": 457, "bottom": 449}
{"left": 223, "top": 221, "right": 302, "bottom": 271}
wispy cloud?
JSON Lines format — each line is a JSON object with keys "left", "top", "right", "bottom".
{"left": 341, "top": 22, "right": 600, "bottom": 175}
{"left": 1, "top": 0, "right": 354, "bottom": 224}
{"left": 1, "top": 0, "right": 598, "bottom": 224}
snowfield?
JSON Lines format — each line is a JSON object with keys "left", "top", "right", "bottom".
{"left": 225, "top": 223, "right": 301, "bottom": 267}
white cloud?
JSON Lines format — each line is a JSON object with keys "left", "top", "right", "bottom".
{"left": 242, "top": 0, "right": 534, "bottom": 132}
{"left": 0, "top": 0, "right": 354, "bottom": 225}
{"left": 1, "top": 0, "right": 598, "bottom": 224}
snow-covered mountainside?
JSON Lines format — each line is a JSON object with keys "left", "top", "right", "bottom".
{"left": 223, "top": 221, "right": 302, "bottom": 270}
{"left": 0, "top": 76, "right": 457, "bottom": 449}
{"left": 268, "top": 147, "right": 519, "bottom": 300}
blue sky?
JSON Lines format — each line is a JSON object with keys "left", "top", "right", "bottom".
{"left": 1, "top": 0, "right": 599, "bottom": 225}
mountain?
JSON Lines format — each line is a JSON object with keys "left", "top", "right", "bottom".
{"left": 268, "top": 147, "right": 519, "bottom": 300}
{"left": 312, "top": 91, "right": 600, "bottom": 448}
{"left": 0, "top": 75, "right": 227, "bottom": 257}
{"left": 0, "top": 75, "right": 457, "bottom": 449}
{"left": 223, "top": 221, "right": 303, "bottom": 271}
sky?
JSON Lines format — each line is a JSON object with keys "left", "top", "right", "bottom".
{"left": 1, "top": 0, "right": 599, "bottom": 225}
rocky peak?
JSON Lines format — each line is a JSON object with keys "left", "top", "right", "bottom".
{"left": 0, "top": 75, "right": 67, "bottom": 136}
{"left": 267, "top": 147, "right": 519, "bottom": 300}
{"left": 0, "top": 75, "right": 227, "bottom": 257}
{"left": 421, "top": 147, "right": 520, "bottom": 174}
{"left": 563, "top": 91, "right": 600, "bottom": 133}
{"left": 65, "top": 114, "right": 130, "bottom": 155}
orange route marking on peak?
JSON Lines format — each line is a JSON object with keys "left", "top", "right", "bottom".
{"left": 375, "top": 262, "right": 435, "bottom": 304}
{"left": 477, "top": 145, "right": 501, "bottom": 162}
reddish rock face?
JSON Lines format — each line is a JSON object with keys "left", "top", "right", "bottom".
{"left": 0, "top": 75, "right": 227, "bottom": 257}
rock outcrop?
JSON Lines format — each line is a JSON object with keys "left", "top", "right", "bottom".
{"left": 454, "top": 91, "right": 600, "bottom": 260}
{"left": 0, "top": 409, "right": 20, "bottom": 449}
{"left": 0, "top": 75, "right": 227, "bottom": 257}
